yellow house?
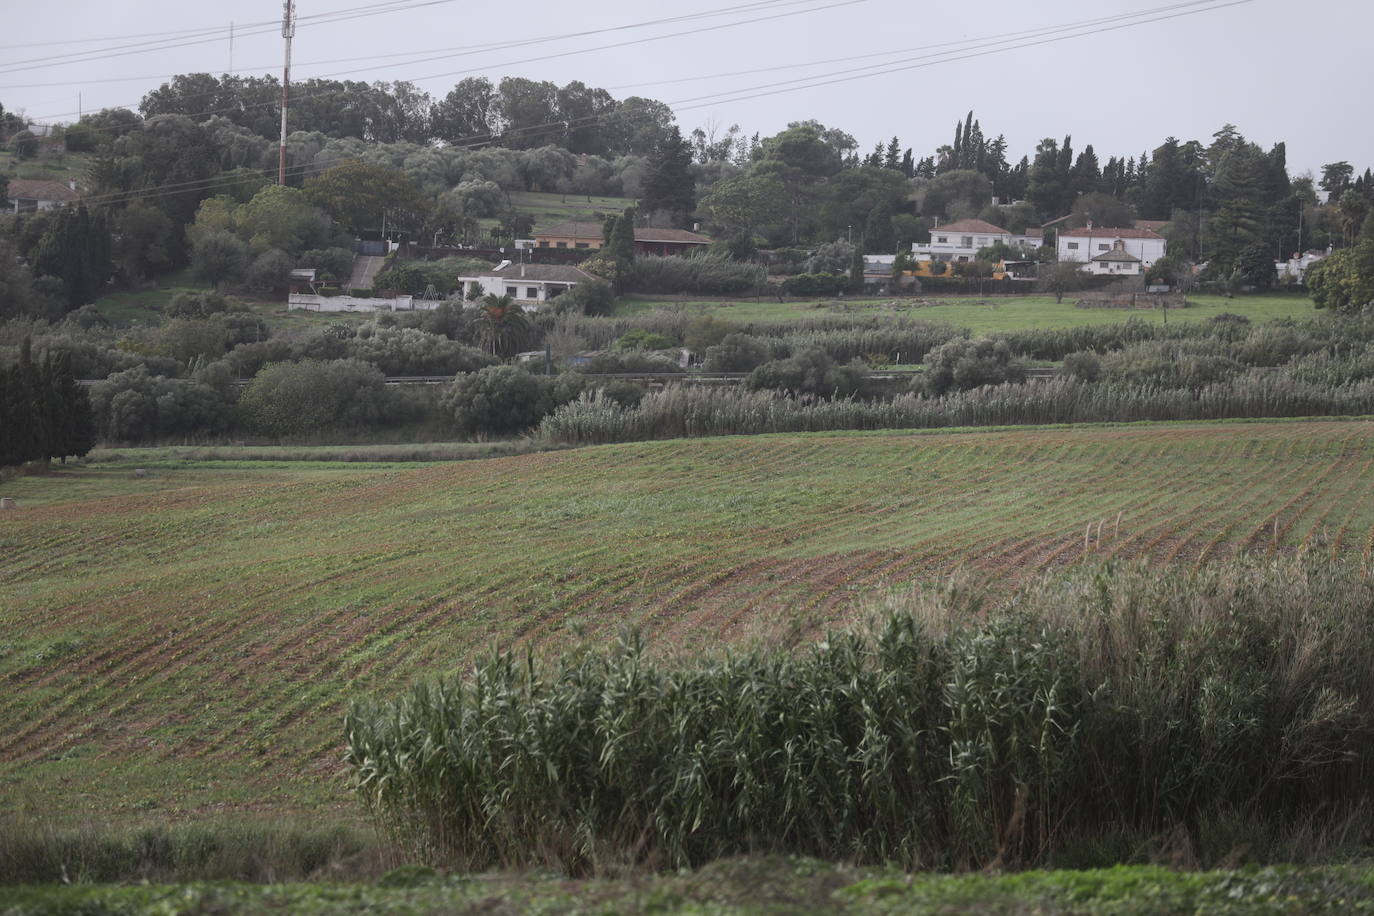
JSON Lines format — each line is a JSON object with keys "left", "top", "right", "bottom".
{"left": 533, "top": 221, "right": 711, "bottom": 256}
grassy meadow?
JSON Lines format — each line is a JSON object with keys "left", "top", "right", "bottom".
{"left": 4, "top": 419, "right": 1374, "bottom": 828}
{"left": 616, "top": 291, "right": 1316, "bottom": 332}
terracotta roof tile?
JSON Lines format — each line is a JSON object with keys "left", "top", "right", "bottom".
{"left": 6, "top": 179, "right": 80, "bottom": 202}
{"left": 1060, "top": 227, "right": 1163, "bottom": 239}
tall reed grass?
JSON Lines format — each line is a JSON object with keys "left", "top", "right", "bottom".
{"left": 346, "top": 557, "right": 1374, "bottom": 874}
{"left": 539, "top": 374, "right": 1374, "bottom": 445}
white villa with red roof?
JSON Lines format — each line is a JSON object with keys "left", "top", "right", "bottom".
{"left": 1057, "top": 224, "right": 1166, "bottom": 268}
{"left": 6, "top": 179, "right": 80, "bottom": 214}
{"left": 910, "top": 218, "right": 1012, "bottom": 263}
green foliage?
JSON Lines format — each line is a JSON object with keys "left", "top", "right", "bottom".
{"left": 304, "top": 160, "right": 427, "bottom": 233}
{"left": 471, "top": 294, "right": 531, "bottom": 357}
{"left": 29, "top": 205, "right": 111, "bottom": 310}
{"left": 746, "top": 348, "right": 868, "bottom": 397}
{"left": 555, "top": 279, "right": 616, "bottom": 316}
{"left": 625, "top": 254, "right": 765, "bottom": 295}
{"left": 0, "top": 342, "right": 94, "bottom": 466}
{"left": 1308, "top": 242, "right": 1374, "bottom": 313}
{"left": 191, "top": 231, "right": 249, "bottom": 291}
{"left": 612, "top": 328, "right": 675, "bottom": 351}
{"left": 347, "top": 556, "right": 1374, "bottom": 872}
{"left": 440, "top": 364, "right": 554, "bottom": 435}
{"left": 10, "top": 129, "right": 38, "bottom": 159}
{"left": 88, "top": 366, "right": 232, "bottom": 442}
{"left": 921, "top": 337, "right": 1026, "bottom": 394}
{"left": 702, "top": 332, "right": 772, "bottom": 372}
{"left": 780, "top": 272, "right": 847, "bottom": 296}
{"left": 237, "top": 359, "right": 394, "bottom": 436}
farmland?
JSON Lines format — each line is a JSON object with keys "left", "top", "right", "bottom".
{"left": 4, "top": 418, "right": 1374, "bottom": 826}
{"left": 615, "top": 291, "right": 1317, "bottom": 332}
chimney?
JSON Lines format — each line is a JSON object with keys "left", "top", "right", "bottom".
{"left": 520, "top": 263, "right": 525, "bottom": 278}
{"left": 1086, "top": 219, "right": 1093, "bottom": 231}
{"left": 68, "top": 180, "right": 77, "bottom": 192}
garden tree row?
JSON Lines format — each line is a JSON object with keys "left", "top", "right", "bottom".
{"left": 0, "top": 339, "right": 94, "bottom": 468}
{"left": 123, "top": 74, "right": 678, "bottom": 157}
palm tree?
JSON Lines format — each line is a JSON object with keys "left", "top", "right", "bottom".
{"left": 472, "top": 294, "right": 531, "bottom": 358}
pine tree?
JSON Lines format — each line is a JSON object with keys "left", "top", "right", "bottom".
{"left": 883, "top": 136, "right": 901, "bottom": 171}
{"left": 641, "top": 126, "right": 696, "bottom": 225}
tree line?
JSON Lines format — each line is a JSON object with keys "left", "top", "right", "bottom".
{"left": 0, "top": 338, "right": 94, "bottom": 468}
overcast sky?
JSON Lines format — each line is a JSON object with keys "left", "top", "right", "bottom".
{"left": 3, "top": 0, "right": 1369, "bottom": 177}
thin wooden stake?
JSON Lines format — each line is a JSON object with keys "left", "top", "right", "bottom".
{"left": 1114, "top": 511, "right": 1122, "bottom": 540}
{"left": 1084, "top": 523, "right": 1092, "bottom": 554}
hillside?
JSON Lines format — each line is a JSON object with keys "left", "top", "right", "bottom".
{"left": 4, "top": 419, "right": 1374, "bottom": 824}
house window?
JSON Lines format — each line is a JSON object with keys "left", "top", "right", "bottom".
{"left": 505, "top": 286, "right": 518, "bottom": 297}
{"left": 548, "top": 286, "right": 564, "bottom": 298}
{"left": 526, "top": 287, "right": 539, "bottom": 299}
{"left": 936, "top": 236, "right": 948, "bottom": 243}
{"left": 539, "top": 240, "right": 549, "bottom": 247}
{"left": 961, "top": 236, "right": 973, "bottom": 248}
{"left": 1098, "top": 243, "right": 1110, "bottom": 251}
{"left": 556, "top": 241, "right": 567, "bottom": 249}
{"left": 575, "top": 242, "right": 590, "bottom": 249}
{"left": 1067, "top": 242, "right": 1079, "bottom": 250}
{"left": 958, "top": 256, "right": 969, "bottom": 262}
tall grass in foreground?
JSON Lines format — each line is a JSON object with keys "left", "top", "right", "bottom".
{"left": 346, "top": 557, "right": 1374, "bottom": 874}
{"left": 539, "top": 374, "right": 1374, "bottom": 445}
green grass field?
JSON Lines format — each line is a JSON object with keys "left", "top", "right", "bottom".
{"left": 7, "top": 861, "right": 1373, "bottom": 912}
{"left": 0, "top": 149, "right": 92, "bottom": 186}
{"left": 616, "top": 292, "right": 1316, "bottom": 333}
{"left": 4, "top": 419, "right": 1374, "bottom": 826}
{"left": 507, "top": 190, "right": 638, "bottom": 233}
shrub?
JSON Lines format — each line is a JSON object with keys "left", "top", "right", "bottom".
{"left": 246, "top": 248, "right": 294, "bottom": 296}
{"left": 746, "top": 348, "right": 868, "bottom": 397}
{"left": 555, "top": 279, "right": 615, "bottom": 317}
{"left": 625, "top": 254, "right": 765, "bottom": 295}
{"left": 237, "top": 359, "right": 392, "bottom": 436}
{"left": 89, "top": 367, "right": 232, "bottom": 442}
{"left": 780, "top": 272, "right": 847, "bottom": 297}
{"left": 346, "top": 325, "right": 496, "bottom": 376}
{"left": 703, "top": 333, "right": 772, "bottom": 372}
{"left": 164, "top": 291, "right": 229, "bottom": 320}
{"left": 1060, "top": 350, "right": 1101, "bottom": 382}
{"left": 441, "top": 364, "right": 554, "bottom": 435}
{"left": 921, "top": 337, "right": 1027, "bottom": 395}
{"left": 613, "top": 329, "right": 676, "bottom": 351}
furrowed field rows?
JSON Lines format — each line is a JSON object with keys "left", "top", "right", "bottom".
{"left": 4, "top": 419, "right": 1374, "bottom": 821}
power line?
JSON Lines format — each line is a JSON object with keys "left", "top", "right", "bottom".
{"left": 18, "top": 0, "right": 827, "bottom": 121}
{"left": 56, "top": 0, "right": 1252, "bottom": 211}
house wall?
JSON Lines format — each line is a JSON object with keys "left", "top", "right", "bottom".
{"left": 459, "top": 275, "right": 577, "bottom": 305}
{"left": 1087, "top": 260, "right": 1142, "bottom": 276}
{"left": 1059, "top": 234, "right": 1166, "bottom": 266}
{"left": 912, "top": 230, "right": 1011, "bottom": 262}
{"left": 535, "top": 234, "right": 600, "bottom": 251}
{"left": 288, "top": 294, "right": 437, "bottom": 312}
{"left": 10, "top": 198, "right": 62, "bottom": 214}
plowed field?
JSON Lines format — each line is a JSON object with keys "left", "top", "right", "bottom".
{"left": 4, "top": 419, "right": 1374, "bottom": 822}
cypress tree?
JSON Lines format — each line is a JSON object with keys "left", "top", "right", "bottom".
{"left": 608, "top": 206, "right": 637, "bottom": 263}
{"left": 849, "top": 242, "right": 865, "bottom": 294}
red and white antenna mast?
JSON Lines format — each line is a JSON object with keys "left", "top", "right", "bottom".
{"left": 278, "top": 0, "right": 295, "bottom": 185}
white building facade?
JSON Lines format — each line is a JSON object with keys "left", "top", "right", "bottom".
{"left": 455, "top": 261, "right": 598, "bottom": 306}
{"left": 911, "top": 219, "right": 1012, "bottom": 262}
{"left": 1059, "top": 226, "right": 1166, "bottom": 268}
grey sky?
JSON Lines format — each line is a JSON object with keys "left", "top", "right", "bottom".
{"left": 4, "top": 0, "right": 1369, "bottom": 177}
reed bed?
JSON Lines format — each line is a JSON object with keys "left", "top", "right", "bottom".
{"left": 345, "top": 557, "right": 1374, "bottom": 874}
{"left": 539, "top": 374, "right": 1374, "bottom": 445}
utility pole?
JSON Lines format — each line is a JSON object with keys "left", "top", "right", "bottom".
{"left": 278, "top": 0, "right": 295, "bottom": 186}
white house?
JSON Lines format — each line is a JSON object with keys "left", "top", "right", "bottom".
{"left": 7, "top": 178, "right": 80, "bottom": 214}
{"left": 1059, "top": 225, "right": 1166, "bottom": 268}
{"left": 1010, "top": 227, "right": 1045, "bottom": 251}
{"left": 911, "top": 218, "right": 1012, "bottom": 263}
{"left": 1276, "top": 250, "right": 1327, "bottom": 284}
{"left": 455, "top": 260, "right": 599, "bottom": 306}
{"left": 1087, "top": 240, "right": 1143, "bottom": 276}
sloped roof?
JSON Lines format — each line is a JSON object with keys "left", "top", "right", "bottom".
{"left": 1061, "top": 226, "right": 1163, "bottom": 239}
{"left": 6, "top": 179, "right": 80, "bottom": 202}
{"left": 488, "top": 262, "right": 599, "bottom": 283}
{"left": 931, "top": 218, "right": 1010, "bottom": 235}
{"left": 634, "top": 227, "right": 711, "bottom": 244}
{"left": 1091, "top": 248, "right": 1142, "bottom": 263}
{"left": 1019, "top": 228, "right": 1044, "bottom": 238}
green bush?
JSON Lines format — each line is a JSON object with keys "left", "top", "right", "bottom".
{"left": 346, "top": 556, "right": 1374, "bottom": 873}
{"left": 613, "top": 329, "right": 676, "bottom": 351}
{"left": 555, "top": 279, "right": 616, "bottom": 317}
{"left": 625, "top": 254, "right": 765, "bottom": 295}
{"left": 746, "top": 348, "right": 868, "bottom": 397}
{"left": 780, "top": 272, "right": 847, "bottom": 297}
{"left": 237, "top": 359, "right": 393, "bottom": 436}
{"left": 440, "top": 364, "right": 554, "bottom": 435}
{"left": 921, "top": 338, "right": 1027, "bottom": 395}
{"left": 702, "top": 333, "right": 773, "bottom": 372}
